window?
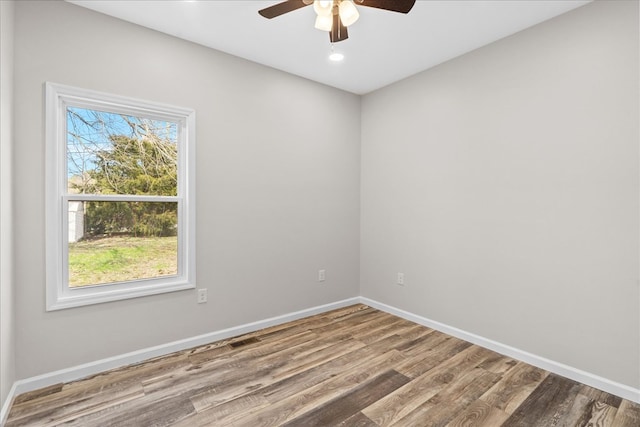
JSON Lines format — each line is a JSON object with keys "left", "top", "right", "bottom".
{"left": 46, "top": 82, "right": 196, "bottom": 310}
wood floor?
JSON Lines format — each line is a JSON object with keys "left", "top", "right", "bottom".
{"left": 6, "top": 304, "right": 640, "bottom": 426}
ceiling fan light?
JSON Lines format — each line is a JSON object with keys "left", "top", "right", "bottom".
{"left": 314, "top": 14, "right": 333, "bottom": 32}
{"left": 313, "top": 0, "right": 333, "bottom": 17}
{"left": 339, "top": 0, "right": 359, "bottom": 27}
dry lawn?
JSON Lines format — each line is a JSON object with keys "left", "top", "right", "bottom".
{"left": 68, "top": 235, "right": 177, "bottom": 287}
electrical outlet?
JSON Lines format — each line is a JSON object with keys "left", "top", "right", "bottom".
{"left": 197, "top": 288, "right": 208, "bottom": 303}
{"left": 318, "top": 269, "right": 326, "bottom": 282}
{"left": 397, "top": 273, "right": 404, "bottom": 286}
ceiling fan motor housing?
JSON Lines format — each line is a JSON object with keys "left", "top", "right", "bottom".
{"left": 258, "top": 0, "right": 416, "bottom": 43}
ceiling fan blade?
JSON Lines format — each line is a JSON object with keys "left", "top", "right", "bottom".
{"left": 258, "top": 0, "right": 311, "bottom": 19}
{"left": 329, "top": 12, "right": 349, "bottom": 43}
{"left": 355, "top": 0, "right": 416, "bottom": 14}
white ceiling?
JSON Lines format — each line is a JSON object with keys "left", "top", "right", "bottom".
{"left": 68, "top": 0, "right": 591, "bottom": 95}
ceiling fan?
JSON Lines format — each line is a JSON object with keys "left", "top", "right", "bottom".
{"left": 258, "top": 0, "right": 416, "bottom": 43}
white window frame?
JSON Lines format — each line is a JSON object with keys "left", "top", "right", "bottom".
{"left": 45, "top": 82, "right": 196, "bottom": 311}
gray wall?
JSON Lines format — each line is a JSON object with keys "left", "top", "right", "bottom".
{"left": 361, "top": 0, "right": 639, "bottom": 388}
{"left": 13, "top": 0, "right": 361, "bottom": 379}
{"left": 0, "top": 0, "right": 16, "bottom": 405}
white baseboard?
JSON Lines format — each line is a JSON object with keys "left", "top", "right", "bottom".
{"left": 360, "top": 297, "right": 640, "bottom": 404}
{"left": 0, "top": 297, "right": 359, "bottom": 425}
{"left": 2, "top": 294, "right": 638, "bottom": 426}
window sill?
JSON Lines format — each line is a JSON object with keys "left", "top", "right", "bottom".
{"left": 46, "top": 280, "right": 195, "bottom": 311}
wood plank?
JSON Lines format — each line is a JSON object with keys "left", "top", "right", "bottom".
{"left": 397, "top": 323, "right": 434, "bottom": 340}
{"left": 398, "top": 330, "right": 458, "bottom": 357}
{"left": 362, "top": 333, "right": 413, "bottom": 354}
{"left": 180, "top": 344, "right": 382, "bottom": 426}
{"left": 612, "top": 399, "right": 640, "bottom": 427}
{"left": 362, "top": 345, "right": 494, "bottom": 426}
{"left": 281, "top": 370, "right": 410, "bottom": 426}
{"left": 445, "top": 399, "right": 510, "bottom": 427}
{"left": 66, "top": 395, "right": 196, "bottom": 427}
{"left": 170, "top": 394, "right": 271, "bottom": 427}
{"left": 500, "top": 373, "right": 583, "bottom": 427}
{"left": 320, "top": 303, "right": 373, "bottom": 321}
{"left": 394, "top": 328, "right": 439, "bottom": 353}
{"left": 583, "top": 401, "right": 618, "bottom": 427}
{"left": 395, "top": 336, "right": 474, "bottom": 379}
{"left": 8, "top": 352, "right": 187, "bottom": 421}
{"left": 476, "top": 352, "right": 518, "bottom": 375}
{"left": 389, "top": 368, "right": 502, "bottom": 427}
{"left": 579, "top": 385, "right": 623, "bottom": 408}
{"left": 11, "top": 383, "right": 63, "bottom": 405}
{"left": 131, "top": 335, "right": 368, "bottom": 425}
{"left": 188, "top": 337, "right": 367, "bottom": 412}
{"left": 356, "top": 317, "right": 416, "bottom": 345}
{"left": 561, "top": 393, "right": 601, "bottom": 427}
{"left": 336, "top": 412, "right": 378, "bottom": 427}
{"left": 310, "top": 308, "right": 391, "bottom": 336}
{"left": 266, "top": 336, "right": 368, "bottom": 382}
{"left": 142, "top": 329, "right": 321, "bottom": 396}
{"left": 6, "top": 386, "right": 145, "bottom": 427}
{"left": 479, "top": 361, "right": 549, "bottom": 414}
{"left": 260, "top": 344, "right": 384, "bottom": 404}
{"left": 6, "top": 379, "right": 147, "bottom": 426}
{"left": 185, "top": 303, "right": 374, "bottom": 361}
{"left": 226, "top": 349, "right": 408, "bottom": 426}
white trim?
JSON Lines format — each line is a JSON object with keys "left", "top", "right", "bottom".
{"left": 360, "top": 297, "right": 640, "bottom": 404}
{"left": 46, "top": 82, "right": 195, "bottom": 122}
{"left": 63, "top": 195, "right": 179, "bottom": 202}
{"left": 45, "top": 82, "right": 197, "bottom": 311}
{"left": 49, "top": 281, "right": 196, "bottom": 312}
{"left": 2, "top": 297, "right": 360, "bottom": 411}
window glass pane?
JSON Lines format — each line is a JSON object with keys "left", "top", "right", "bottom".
{"left": 66, "top": 107, "right": 178, "bottom": 196}
{"left": 67, "top": 201, "right": 178, "bottom": 287}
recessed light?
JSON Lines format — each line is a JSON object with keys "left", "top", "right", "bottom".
{"left": 329, "top": 52, "right": 344, "bottom": 62}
